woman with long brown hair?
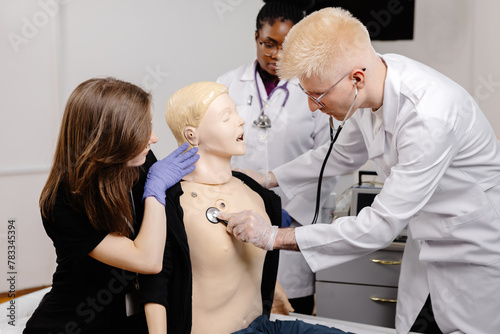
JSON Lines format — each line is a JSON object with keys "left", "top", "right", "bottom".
{"left": 24, "top": 77, "right": 198, "bottom": 333}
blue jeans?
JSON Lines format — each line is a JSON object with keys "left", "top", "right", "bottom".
{"left": 231, "top": 315, "right": 355, "bottom": 334}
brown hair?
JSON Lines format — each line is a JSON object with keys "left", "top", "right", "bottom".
{"left": 40, "top": 77, "right": 152, "bottom": 236}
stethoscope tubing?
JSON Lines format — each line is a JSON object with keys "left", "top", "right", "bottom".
{"left": 311, "top": 83, "right": 359, "bottom": 224}
{"left": 254, "top": 65, "right": 290, "bottom": 118}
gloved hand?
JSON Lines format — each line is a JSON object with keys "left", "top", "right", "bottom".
{"left": 281, "top": 209, "right": 292, "bottom": 228}
{"left": 220, "top": 210, "right": 278, "bottom": 250}
{"left": 143, "top": 143, "right": 199, "bottom": 205}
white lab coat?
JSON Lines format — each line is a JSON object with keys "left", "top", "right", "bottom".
{"left": 273, "top": 54, "right": 500, "bottom": 333}
{"left": 217, "top": 61, "right": 337, "bottom": 298}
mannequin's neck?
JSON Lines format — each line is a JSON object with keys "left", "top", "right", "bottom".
{"left": 182, "top": 153, "right": 233, "bottom": 185}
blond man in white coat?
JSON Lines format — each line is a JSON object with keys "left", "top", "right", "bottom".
{"left": 221, "top": 7, "right": 500, "bottom": 334}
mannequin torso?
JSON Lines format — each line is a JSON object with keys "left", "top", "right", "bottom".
{"left": 180, "top": 178, "right": 269, "bottom": 334}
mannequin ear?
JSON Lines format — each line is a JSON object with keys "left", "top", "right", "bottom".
{"left": 184, "top": 126, "right": 199, "bottom": 146}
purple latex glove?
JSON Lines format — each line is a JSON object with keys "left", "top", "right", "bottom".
{"left": 143, "top": 143, "right": 199, "bottom": 205}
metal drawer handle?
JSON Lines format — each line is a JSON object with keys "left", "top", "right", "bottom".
{"left": 370, "top": 297, "right": 397, "bottom": 303}
{"left": 370, "top": 258, "right": 402, "bottom": 265}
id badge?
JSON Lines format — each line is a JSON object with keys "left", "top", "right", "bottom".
{"left": 125, "top": 288, "right": 141, "bottom": 317}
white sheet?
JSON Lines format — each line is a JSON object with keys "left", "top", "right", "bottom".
{"left": 271, "top": 313, "right": 422, "bottom": 334}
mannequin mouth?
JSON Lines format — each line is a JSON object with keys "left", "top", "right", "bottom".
{"left": 236, "top": 133, "right": 244, "bottom": 142}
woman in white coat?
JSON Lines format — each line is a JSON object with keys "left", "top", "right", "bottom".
{"left": 217, "top": 0, "right": 337, "bottom": 315}
{"left": 221, "top": 8, "right": 500, "bottom": 334}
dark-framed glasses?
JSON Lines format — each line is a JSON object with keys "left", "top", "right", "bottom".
{"left": 299, "top": 68, "right": 366, "bottom": 109}
{"left": 258, "top": 40, "right": 283, "bottom": 57}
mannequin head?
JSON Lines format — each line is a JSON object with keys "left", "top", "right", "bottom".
{"left": 166, "top": 82, "right": 228, "bottom": 147}
{"left": 166, "top": 81, "right": 245, "bottom": 184}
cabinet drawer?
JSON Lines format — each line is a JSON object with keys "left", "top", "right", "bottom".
{"left": 316, "top": 250, "right": 402, "bottom": 287}
{"left": 316, "top": 281, "right": 398, "bottom": 328}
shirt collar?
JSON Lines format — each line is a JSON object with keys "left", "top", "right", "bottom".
{"left": 380, "top": 54, "right": 400, "bottom": 134}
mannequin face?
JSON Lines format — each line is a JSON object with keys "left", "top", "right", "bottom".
{"left": 193, "top": 93, "right": 246, "bottom": 158}
{"left": 255, "top": 20, "right": 294, "bottom": 77}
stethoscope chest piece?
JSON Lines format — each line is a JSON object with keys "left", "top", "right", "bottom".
{"left": 206, "top": 207, "right": 228, "bottom": 225}
{"left": 253, "top": 114, "right": 272, "bottom": 128}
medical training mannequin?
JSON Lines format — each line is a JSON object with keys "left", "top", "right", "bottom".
{"left": 223, "top": 7, "right": 500, "bottom": 334}
{"left": 139, "top": 82, "right": 281, "bottom": 334}
{"left": 217, "top": 0, "right": 336, "bottom": 315}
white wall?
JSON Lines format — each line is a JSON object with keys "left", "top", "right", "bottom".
{"left": 0, "top": 0, "right": 264, "bottom": 292}
{"left": 1, "top": 0, "right": 499, "bottom": 292}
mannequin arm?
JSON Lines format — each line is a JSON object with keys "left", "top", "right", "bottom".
{"left": 145, "top": 303, "right": 167, "bottom": 334}
{"left": 271, "top": 280, "right": 294, "bottom": 315}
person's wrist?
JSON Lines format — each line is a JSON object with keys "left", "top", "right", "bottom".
{"left": 142, "top": 184, "right": 166, "bottom": 206}
{"left": 264, "top": 225, "right": 279, "bottom": 250}
{"left": 268, "top": 171, "right": 278, "bottom": 188}
{"left": 264, "top": 171, "right": 271, "bottom": 189}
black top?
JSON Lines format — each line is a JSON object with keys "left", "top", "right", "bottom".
{"left": 139, "top": 171, "right": 282, "bottom": 334}
{"left": 24, "top": 152, "right": 156, "bottom": 334}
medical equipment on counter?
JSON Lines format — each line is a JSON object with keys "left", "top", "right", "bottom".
{"left": 206, "top": 207, "right": 228, "bottom": 225}
{"left": 253, "top": 66, "right": 289, "bottom": 128}
{"left": 311, "top": 80, "right": 360, "bottom": 224}
{"left": 350, "top": 170, "right": 381, "bottom": 215}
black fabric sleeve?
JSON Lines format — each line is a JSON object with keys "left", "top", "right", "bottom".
{"left": 43, "top": 196, "right": 108, "bottom": 264}
{"left": 138, "top": 230, "right": 174, "bottom": 308}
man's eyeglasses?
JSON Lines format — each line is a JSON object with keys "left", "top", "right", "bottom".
{"left": 258, "top": 40, "right": 283, "bottom": 57}
{"left": 299, "top": 68, "right": 366, "bottom": 109}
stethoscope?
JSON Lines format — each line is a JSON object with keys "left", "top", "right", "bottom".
{"left": 310, "top": 80, "right": 359, "bottom": 224}
{"left": 206, "top": 207, "right": 228, "bottom": 225}
{"left": 253, "top": 66, "right": 290, "bottom": 128}
{"left": 205, "top": 81, "right": 359, "bottom": 226}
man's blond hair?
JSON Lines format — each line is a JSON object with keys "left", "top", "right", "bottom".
{"left": 278, "top": 7, "right": 373, "bottom": 82}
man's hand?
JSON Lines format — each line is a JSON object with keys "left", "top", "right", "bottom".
{"left": 220, "top": 210, "right": 278, "bottom": 250}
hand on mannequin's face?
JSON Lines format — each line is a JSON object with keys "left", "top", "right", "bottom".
{"left": 187, "top": 93, "right": 246, "bottom": 159}
{"left": 255, "top": 20, "right": 294, "bottom": 77}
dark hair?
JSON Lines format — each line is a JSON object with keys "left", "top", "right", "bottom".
{"left": 40, "top": 77, "right": 152, "bottom": 236}
{"left": 256, "top": 0, "right": 314, "bottom": 31}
